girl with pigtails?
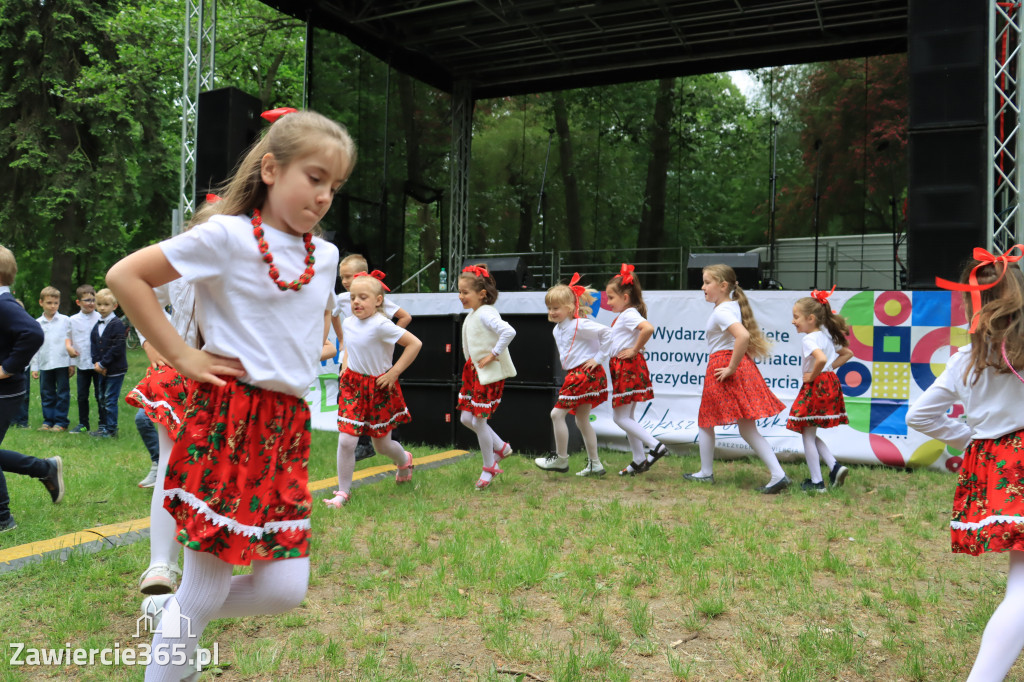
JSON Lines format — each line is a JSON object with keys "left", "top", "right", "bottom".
{"left": 786, "top": 287, "right": 854, "bottom": 491}
{"left": 686, "top": 264, "right": 790, "bottom": 493}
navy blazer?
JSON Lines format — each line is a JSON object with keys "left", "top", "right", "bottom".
{"left": 90, "top": 315, "right": 128, "bottom": 376}
{"left": 0, "top": 291, "right": 44, "bottom": 398}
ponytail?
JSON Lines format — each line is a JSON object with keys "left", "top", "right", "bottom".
{"left": 794, "top": 296, "right": 849, "bottom": 348}
{"left": 732, "top": 285, "right": 772, "bottom": 360}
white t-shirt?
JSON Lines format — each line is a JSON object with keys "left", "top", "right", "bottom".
{"left": 705, "top": 301, "right": 742, "bottom": 354}
{"left": 907, "top": 344, "right": 1024, "bottom": 450}
{"left": 67, "top": 310, "right": 100, "bottom": 370}
{"left": 341, "top": 313, "right": 407, "bottom": 376}
{"left": 800, "top": 329, "right": 840, "bottom": 374}
{"left": 553, "top": 317, "right": 611, "bottom": 370}
{"left": 160, "top": 213, "right": 339, "bottom": 397}
{"left": 608, "top": 307, "right": 647, "bottom": 355}
{"left": 332, "top": 294, "right": 400, "bottom": 321}
{"left": 31, "top": 313, "right": 71, "bottom": 371}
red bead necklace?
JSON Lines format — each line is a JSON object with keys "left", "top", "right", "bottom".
{"left": 251, "top": 209, "right": 316, "bottom": 291}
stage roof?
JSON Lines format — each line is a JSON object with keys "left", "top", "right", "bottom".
{"left": 260, "top": 0, "right": 908, "bottom": 98}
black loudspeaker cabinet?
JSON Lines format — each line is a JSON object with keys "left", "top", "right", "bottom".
{"left": 461, "top": 256, "right": 528, "bottom": 291}
{"left": 453, "top": 384, "right": 583, "bottom": 455}
{"left": 394, "top": 382, "right": 455, "bottom": 448}
{"left": 196, "top": 87, "right": 263, "bottom": 205}
{"left": 686, "top": 253, "right": 761, "bottom": 290}
{"left": 394, "top": 314, "right": 460, "bottom": 383}
{"left": 502, "top": 314, "right": 558, "bottom": 386}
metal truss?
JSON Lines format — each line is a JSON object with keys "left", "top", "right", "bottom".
{"left": 992, "top": 1, "right": 1023, "bottom": 251}
{"left": 177, "top": 0, "right": 217, "bottom": 234}
{"left": 447, "top": 80, "right": 472, "bottom": 287}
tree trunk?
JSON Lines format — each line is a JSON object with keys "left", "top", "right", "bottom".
{"left": 638, "top": 78, "right": 675, "bottom": 261}
{"left": 553, "top": 95, "right": 584, "bottom": 251}
{"left": 515, "top": 177, "right": 534, "bottom": 253}
{"left": 51, "top": 204, "right": 78, "bottom": 315}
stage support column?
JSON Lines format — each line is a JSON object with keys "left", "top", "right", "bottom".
{"left": 991, "top": 2, "right": 1024, "bottom": 251}
{"left": 447, "top": 80, "right": 473, "bottom": 289}
{"left": 177, "top": 0, "right": 217, "bottom": 234}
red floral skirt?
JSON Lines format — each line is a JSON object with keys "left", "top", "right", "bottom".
{"left": 698, "top": 350, "right": 785, "bottom": 428}
{"left": 555, "top": 364, "right": 608, "bottom": 414}
{"left": 951, "top": 430, "right": 1024, "bottom": 555}
{"left": 337, "top": 368, "right": 411, "bottom": 438}
{"left": 163, "top": 378, "right": 312, "bottom": 566}
{"left": 457, "top": 360, "right": 504, "bottom": 418}
{"left": 786, "top": 372, "right": 848, "bottom": 432}
{"left": 609, "top": 355, "right": 654, "bottom": 407}
{"left": 126, "top": 365, "right": 188, "bottom": 434}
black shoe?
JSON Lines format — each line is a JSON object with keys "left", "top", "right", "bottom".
{"left": 354, "top": 441, "right": 376, "bottom": 462}
{"left": 0, "top": 517, "right": 17, "bottom": 533}
{"left": 829, "top": 463, "right": 849, "bottom": 488}
{"left": 800, "top": 478, "right": 826, "bottom": 493}
{"left": 646, "top": 442, "right": 670, "bottom": 468}
{"left": 40, "top": 456, "right": 64, "bottom": 504}
{"left": 618, "top": 461, "right": 648, "bottom": 476}
{"left": 759, "top": 476, "right": 790, "bottom": 495}
{"left": 683, "top": 472, "right": 715, "bottom": 484}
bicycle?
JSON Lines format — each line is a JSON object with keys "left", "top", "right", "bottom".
{"left": 119, "top": 315, "right": 141, "bottom": 350}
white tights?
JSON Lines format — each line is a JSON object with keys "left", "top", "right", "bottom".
{"left": 697, "top": 420, "right": 785, "bottom": 481}
{"left": 145, "top": 549, "right": 309, "bottom": 681}
{"left": 612, "top": 404, "right": 659, "bottom": 465}
{"left": 334, "top": 431, "right": 408, "bottom": 497}
{"left": 967, "top": 550, "right": 1024, "bottom": 681}
{"left": 801, "top": 426, "right": 838, "bottom": 484}
{"left": 149, "top": 425, "right": 180, "bottom": 569}
{"left": 551, "top": 404, "right": 600, "bottom": 462}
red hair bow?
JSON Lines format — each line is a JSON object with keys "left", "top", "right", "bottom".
{"left": 569, "top": 272, "right": 586, "bottom": 317}
{"left": 261, "top": 107, "right": 298, "bottom": 123}
{"left": 810, "top": 285, "right": 836, "bottom": 313}
{"left": 936, "top": 245, "right": 1024, "bottom": 333}
{"left": 354, "top": 270, "right": 391, "bottom": 292}
{"left": 462, "top": 265, "right": 490, "bottom": 279}
{"left": 205, "top": 193, "right": 222, "bottom": 204}
{"left": 618, "top": 263, "right": 635, "bottom": 286}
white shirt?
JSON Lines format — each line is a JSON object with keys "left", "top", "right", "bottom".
{"left": 67, "top": 310, "right": 100, "bottom": 370}
{"left": 341, "top": 313, "right": 406, "bottom": 376}
{"left": 608, "top": 307, "right": 647, "bottom": 355}
{"left": 800, "top": 329, "right": 840, "bottom": 374}
{"left": 461, "top": 305, "right": 516, "bottom": 360}
{"left": 30, "top": 313, "right": 71, "bottom": 371}
{"left": 160, "top": 213, "right": 339, "bottom": 397}
{"left": 906, "top": 344, "right": 1024, "bottom": 450}
{"left": 553, "top": 317, "right": 611, "bottom": 370}
{"left": 333, "top": 294, "right": 399, "bottom": 321}
{"left": 705, "top": 301, "right": 742, "bottom": 354}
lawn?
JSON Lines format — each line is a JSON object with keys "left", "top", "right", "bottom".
{"left": 0, "top": 351, "right": 1012, "bottom": 680}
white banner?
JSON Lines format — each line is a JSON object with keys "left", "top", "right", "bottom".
{"left": 307, "top": 290, "right": 968, "bottom": 472}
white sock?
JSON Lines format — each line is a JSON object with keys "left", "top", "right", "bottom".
{"left": 612, "top": 404, "right": 658, "bottom": 464}
{"left": 738, "top": 419, "right": 785, "bottom": 481}
{"left": 335, "top": 433, "right": 358, "bottom": 497}
{"left": 550, "top": 407, "right": 570, "bottom": 458}
{"left": 461, "top": 411, "right": 496, "bottom": 482}
{"left": 697, "top": 427, "right": 716, "bottom": 476}
{"left": 370, "top": 433, "right": 407, "bottom": 468}
{"left": 967, "top": 550, "right": 1024, "bottom": 681}
{"left": 802, "top": 428, "right": 824, "bottom": 484}
{"left": 816, "top": 436, "right": 838, "bottom": 471}
{"left": 149, "top": 426, "right": 180, "bottom": 569}
{"left": 575, "top": 405, "right": 600, "bottom": 463}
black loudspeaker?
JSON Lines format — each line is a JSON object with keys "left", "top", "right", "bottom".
{"left": 394, "top": 314, "right": 459, "bottom": 383}
{"left": 461, "top": 257, "right": 529, "bottom": 291}
{"left": 395, "top": 383, "right": 455, "bottom": 448}
{"left": 196, "top": 87, "right": 263, "bottom": 205}
{"left": 455, "top": 385, "right": 582, "bottom": 455}
{"left": 686, "top": 253, "right": 761, "bottom": 290}
{"left": 502, "top": 314, "right": 558, "bottom": 385}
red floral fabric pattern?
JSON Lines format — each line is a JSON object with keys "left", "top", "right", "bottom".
{"left": 951, "top": 430, "right": 1024, "bottom": 555}
{"left": 785, "top": 372, "right": 849, "bottom": 432}
{"left": 457, "top": 359, "right": 505, "bottom": 418}
{"left": 609, "top": 354, "right": 655, "bottom": 407}
{"left": 126, "top": 365, "right": 189, "bottom": 434}
{"left": 698, "top": 350, "right": 785, "bottom": 428}
{"left": 337, "top": 368, "right": 411, "bottom": 437}
{"left": 163, "top": 378, "right": 312, "bottom": 566}
{"left": 555, "top": 364, "right": 608, "bottom": 414}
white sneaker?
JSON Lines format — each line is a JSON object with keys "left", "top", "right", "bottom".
{"left": 140, "top": 593, "right": 173, "bottom": 631}
{"left": 139, "top": 562, "right": 181, "bottom": 595}
{"left": 575, "top": 461, "right": 606, "bottom": 477}
{"left": 138, "top": 463, "right": 159, "bottom": 488}
{"left": 533, "top": 453, "right": 569, "bottom": 472}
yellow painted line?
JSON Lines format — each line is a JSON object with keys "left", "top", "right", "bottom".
{"left": 0, "top": 450, "right": 469, "bottom": 567}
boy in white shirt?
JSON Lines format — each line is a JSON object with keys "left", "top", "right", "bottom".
{"left": 30, "top": 286, "right": 72, "bottom": 432}
{"left": 65, "top": 284, "right": 100, "bottom": 434}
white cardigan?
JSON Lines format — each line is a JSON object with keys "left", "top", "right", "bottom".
{"left": 461, "top": 305, "right": 517, "bottom": 385}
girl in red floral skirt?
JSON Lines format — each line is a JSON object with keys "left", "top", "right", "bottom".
{"left": 604, "top": 264, "right": 670, "bottom": 476}
{"left": 535, "top": 274, "right": 612, "bottom": 477}
{"left": 108, "top": 108, "right": 355, "bottom": 682}
{"left": 907, "top": 246, "right": 1024, "bottom": 681}
{"left": 324, "top": 270, "right": 422, "bottom": 508}
{"left": 786, "top": 289, "right": 854, "bottom": 492}
{"left": 685, "top": 264, "right": 790, "bottom": 493}
{"left": 457, "top": 265, "right": 517, "bottom": 490}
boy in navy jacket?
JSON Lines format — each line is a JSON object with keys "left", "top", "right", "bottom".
{"left": 89, "top": 288, "right": 127, "bottom": 437}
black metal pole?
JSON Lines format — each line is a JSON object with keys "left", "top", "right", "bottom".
{"left": 812, "top": 139, "right": 822, "bottom": 289}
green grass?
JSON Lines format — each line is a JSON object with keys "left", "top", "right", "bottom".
{"left": 0, "top": 360, "right": 1017, "bottom": 680}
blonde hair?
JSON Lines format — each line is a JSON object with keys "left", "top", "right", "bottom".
{"left": 957, "top": 261, "right": 1024, "bottom": 384}
{"left": 189, "top": 110, "right": 357, "bottom": 229}
{"left": 349, "top": 274, "right": 386, "bottom": 313}
{"left": 546, "top": 279, "right": 597, "bottom": 319}
{"left": 39, "top": 286, "right": 60, "bottom": 301}
{"left": 0, "top": 245, "right": 16, "bottom": 286}
{"left": 703, "top": 264, "right": 771, "bottom": 359}
{"left": 95, "top": 288, "right": 118, "bottom": 306}
{"left": 340, "top": 253, "right": 368, "bottom": 273}
{"left": 794, "top": 296, "right": 849, "bottom": 348}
